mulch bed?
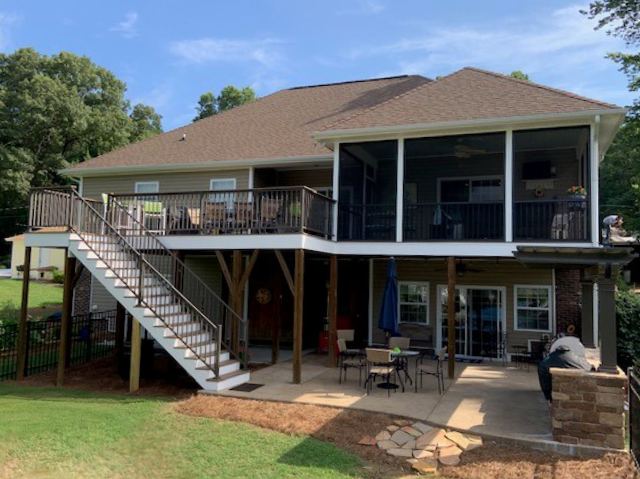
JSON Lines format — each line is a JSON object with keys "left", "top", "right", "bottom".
{"left": 176, "top": 395, "right": 637, "bottom": 479}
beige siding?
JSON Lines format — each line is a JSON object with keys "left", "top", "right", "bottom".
{"left": 90, "top": 278, "right": 117, "bottom": 312}
{"left": 183, "top": 255, "right": 223, "bottom": 297}
{"left": 82, "top": 169, "right": 251, "bottom": 199}
{"left": 371, "top": 259, "right": 554, "bottom": 350}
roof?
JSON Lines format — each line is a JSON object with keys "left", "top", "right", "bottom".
{"left": 67, "top": 75, "right": 430, "bottom": 172}
{"left": 515, "top": 246, "right": 636, "bottom": 267}
{"left": 320, "top": 68, "right": 621, "bottom": 133}
{"left": 66, "top": 68, "right": 624, "bottom": 174}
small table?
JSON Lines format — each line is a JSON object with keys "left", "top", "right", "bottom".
{"left": 511, "top": 345, "right": 530, "bottom": 369}
{"left": 393, "top": 350, "right": 420, "bottom": 385}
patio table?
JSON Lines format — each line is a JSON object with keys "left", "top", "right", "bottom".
{"left": 392, "top": 350, "right": 420, "bottom": 385}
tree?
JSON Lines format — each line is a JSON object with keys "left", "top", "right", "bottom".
{"left": 509, "top": 70, "right": 531, "bottom": 81}
{"left": 193, "top": 85, "right": 257, "bottom": 121}
{"left": 129, "top": 103, "right": 163, "bottom": 142}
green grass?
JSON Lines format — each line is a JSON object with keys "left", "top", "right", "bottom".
{"left": 0, "top": 279, "right": 63, "bottom": 310}
{"left": 0, "top": 384, "right": 364, "bottom": 479}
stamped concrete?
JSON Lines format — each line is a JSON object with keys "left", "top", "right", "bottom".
{"left": 214, "top": 353, "right": 552, "bottom": 442}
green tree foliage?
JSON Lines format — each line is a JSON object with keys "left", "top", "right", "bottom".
{"left": 616, "top": 285, "right": 640, "bottom": 369}
{"left": 509, "top": 70, "right": 531, "bottom": 81}
{"left": 128, "top": 103, "right": 163, "bottom": 142}
{"left": 194, "top": 85, "right": 257, "bottom": 121}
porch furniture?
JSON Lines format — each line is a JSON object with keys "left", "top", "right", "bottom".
{"left": 336, "top": 329, "right": 361, "bottom": 356}
{"left": 519, "top": 340, "right": 549, "bottom": 372}
{"left": 511, "top": 345, "right": 529, "bottom": 369}
{"left": 415, "top": 347, "right": 446, "bottom": 394}
{"left": 204, "top": 201, "right": 228, "bottom": 234}
{"left": 167, "top": 205, "right": 198, "bottom": 235}
{"left": 364, "top": 348, "right": 402, "bottom": 397}
{"left": 392, "top": 349, "right": 419, "bottom": 385}
{"left": 258, "top": 197, "right": 283, "bottom": 232}
{"left": 232, "top": 201, "right": 255, "bottom": 232}
{"left": 389, "top": 337, "right": 410, "bottom": 350}
{"left": 338, "top": 339, "right": 365, "bottom": 385}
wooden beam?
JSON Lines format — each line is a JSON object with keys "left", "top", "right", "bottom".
{"left": 16, "top": 247, "right": 32, "bottom": 381}
{"left": 71, "top": 262, "right": 85, "bottom": 290}
{"left": 238, "top": 250, "right": 259, "bottom": 291}
{"left": 114, "top": 302, "right": 126, "bottom": 361}
{"left": 447, "top": 256, "right": 456, "bottom": 380}
{"left": 230, "top": 250, "right": 243, "bottom": 351}
{"left": 215, "top": 251, "right": 234, "bottom": 296}
{"left": 275, "top": 250, "right": 294, "bottom": 294}
{"left": 293, "top": 249, "right": 305, "bottom": 384}
{"left": 57, "top": 253, "right": 76, "bottom": 387}
{"left": 129, "top": 318, "right": 141, "bottom": 393}
{"left": 328, "top": 255, "right": 338, "bottom": 367}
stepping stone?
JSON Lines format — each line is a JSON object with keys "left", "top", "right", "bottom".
{"left": 406, "top": 458, "right": 419, "bottom": 465}
{"left": 415, "top": 428, "right": 442, "bottom": 449}
{"left": 438, "top": 446, "right": 463, "bottom": 466}
{"left": 413, "top": 449, "right": 435, "bottom": 459}
{"left": 412, "top": 422, "right": 433, "bottom": 434}
{"left": 445, "top": 431, "right": 471, "bottom": 450}
{"left": 402, "top": 440, "right": 416, "bottom": 450}
{"left": 386, "top": 425, "right": 400, "bottom": 432}
{"left": 387, "top": 448, "right": 413, "bottom": 458}
{"left": 375, "top": 431, "right": 391, "bottom": 441}
{"left": 358, "top": 436, "right": 377, "bottom": 446}
{"left": 401, "top": 426, "right": 422, "bottom": 437}
{"left": 464, "top": 434, "right": 483, "bottom": 451}
{"left": 377, "top": 440, "right": 397, "bottom": 450}
{"left": 394, "top": 419, "right": 412, "bottom": 427}
{"left": 390, "top": 430, "right": 414, "bottom": 446}
{"left": 413, "top": 459, "right": 438, "bottom": 475}
{"left": 429, "top": 429, "right": 455, "bottom": 449}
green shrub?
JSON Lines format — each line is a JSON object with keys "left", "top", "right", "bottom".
{"left": 51, "top": 268, "right": 65, "bottom": 284}
{"left": 0, "top": 301, "right": 19, "bottom": 322}
{"left": 616, "top": 288, "right": 640, "bottom": 370}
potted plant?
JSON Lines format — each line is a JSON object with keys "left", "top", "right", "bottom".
{"left": 565, "top": 185, "right": 588, "bottom": 211}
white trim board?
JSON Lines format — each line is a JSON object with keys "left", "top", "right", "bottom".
{"left": 513, "top": 284, "right": 554, "bottom": 333}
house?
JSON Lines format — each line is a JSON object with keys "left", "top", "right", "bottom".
{"left": 5, "top": 234, "right": 66, "bottom": 280}
{"left": 22, "top": 68, "right": 635, "bottom": 392}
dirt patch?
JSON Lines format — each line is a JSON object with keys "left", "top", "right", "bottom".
{"left": 176, "top": 395, "right": 637, "bottom": 479}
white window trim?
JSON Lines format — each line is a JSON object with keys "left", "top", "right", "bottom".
{"left": 436, "top": 175, "right": 504, "bottom": 203}
{"left": 134, "top": 181, "right": 159, "bottom": 194}
{"left": 210, "top": 178, "right": 237, "bottom": 191}
{"left": 513, "top": 284, "right": 553, "bottom": 333}
{"left": 397, "top": 281, "right": 430, "bottom": 325}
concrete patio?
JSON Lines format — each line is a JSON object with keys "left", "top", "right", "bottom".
{"left": 214, "top": 353, "right": 552, "bottom": 442}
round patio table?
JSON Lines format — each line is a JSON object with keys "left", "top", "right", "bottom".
{"left": 392, "top": 350, "right": 420, "bottom": 385}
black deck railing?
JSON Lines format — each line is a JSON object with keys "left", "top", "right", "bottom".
{"left": 514, "top": 199, "right": 590, "bottom": 242}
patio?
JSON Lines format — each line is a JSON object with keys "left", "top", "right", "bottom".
{"left": 213, "top": 353, "right": 552, "bottom": 442}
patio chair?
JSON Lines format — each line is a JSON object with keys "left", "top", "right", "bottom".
{"left": 336, "top": 329, "right": 361, "bottom": 356}
{"left": 364, "top": 348, "right": 399, "bottom": 397}
{"left": 203, "top": 201, "right": 228, "bottom": 234}
{"left": 389, "top": 337, "right": 410, "bottom": 350}
{"left": 337, "top": 339, "right": 365, "bottom": 385}
{"left": 258, "top": 196, "right": 283, "bottom": 232}
{"left": 231, "top": 201, "right": 255, "bottom": 233}
{"left": 415, "top": 347, "right": 446, "bottom": 394}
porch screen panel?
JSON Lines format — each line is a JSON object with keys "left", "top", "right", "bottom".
{"left": 338, "top": 140, "right": 398, "bottom": 241}
{"left": 403, "top": 133, "right": 505, "bottom": 241}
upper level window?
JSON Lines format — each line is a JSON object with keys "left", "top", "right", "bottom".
{"left": 210, "top": 178, "right": 237, "bottom": 207}
{"left": 398, "top": 282, "right": 429, "bottom": 324}
{"left": 134, "top": 181, "right": 159, "bottom": 194}
{"left": 514, "top": 285, "right": 552, "bottom": 332}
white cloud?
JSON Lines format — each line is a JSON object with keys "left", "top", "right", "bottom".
{"left": 169, "top": 38, "right": 284, "bottom": 68}
{"left": 109, "top": 12, "right": 138, "bottom": 39}
{"left": 0, "top": 13, "right": 18, "bottom": 51}
{"left": 339, "top": 0, "right": 385, "bottom": 15}
{"left": 132, "top": 85, "right": 172, "bottom": 110}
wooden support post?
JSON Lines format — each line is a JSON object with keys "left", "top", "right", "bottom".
{"left": 231, "top": 250, "right": 243, "bottom": 351}
{"left": 56, "top": 252, "right": 76, "bottom": 387}
{"left": 129, "top": 318, "right": 141, "bottom": 393}
{"left": 328, "top": 255, "right": 338, "bottom": 367}
{"left": 447, "top": 256, "right": 456, "bottom": 380}
{"left": 293, "top": 249, "right": 305, "bottom": 384}
{"left": 115, "top": 302, "right": 126, "bottom": 361}
{"left": 16, "top": 247, "right": 32, "bottom": 381}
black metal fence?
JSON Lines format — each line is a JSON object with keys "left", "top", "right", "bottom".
{"left": 630, "top": 368, "right": 640, "bottom": 470}
{"left": 0, "top": 310, "right": 116, "bottom": 381}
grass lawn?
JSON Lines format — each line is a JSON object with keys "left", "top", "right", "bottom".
{"left": 0, "top": 279, "right": 63, "bottom": 310}
{"left": 0, "top": 384, "right": 364, "bottom": 479}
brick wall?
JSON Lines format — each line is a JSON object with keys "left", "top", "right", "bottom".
{"left": 72, "top": 269, "right": 91, "bottom": 315}
{"left": 551, "top": 368, "right": 626, "bottom": 449}
{"left": 555, "top": 269, "right": 581, "bottom": 336}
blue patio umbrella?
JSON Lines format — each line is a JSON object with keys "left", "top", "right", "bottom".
{"left": 378, "top": 257, "right": 400, "bottom": 340}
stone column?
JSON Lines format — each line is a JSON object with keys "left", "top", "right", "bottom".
{"left": 598, "top": 277, "right": 618, "bottom": 373}
{"left": 581, "top": 282, "right": 595, "bottom": 348}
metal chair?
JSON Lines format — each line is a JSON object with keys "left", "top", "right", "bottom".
{"left": 337, "top": 339, "right": 365, "bottom": 385}
{"left": 203, "top": 201, "right": 228, "bottom": 234}
{"left": 336, "top": 329, "right": 361, "bottom": 356}
{"left": 415, "top": 347, "right": 446, "bottom": 394}
{"left": 364, "top": 348, "right": 399, "bottom": 397}
{"left": 389, "top": 337, "right": 410, "bottom": 350}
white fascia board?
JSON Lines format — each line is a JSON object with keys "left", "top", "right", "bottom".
{"left": 312, "top": 108, "right": 628, "bottom": 143}
{"left": 25, "top": 233, "right": 70, "bottom": 248}
{"left": 59, "top": 154, "right": 333, "bottom": 178}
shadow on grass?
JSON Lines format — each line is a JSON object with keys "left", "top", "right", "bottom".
{"left": 276, "top": 435, "right": 365, "bottom": 477}
{"left": 0, "top": 382, "right": 164, "bottom": 405}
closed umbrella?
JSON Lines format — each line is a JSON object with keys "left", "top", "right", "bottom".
{"left": 378, "top": 257, "right": 400, "bottom": 341}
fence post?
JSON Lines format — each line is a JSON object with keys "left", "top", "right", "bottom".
{"left": 86, "top": 313, "right": 93, "bottom": 363}
{"left": 56, "top": 253, "right": 76, "bottom": 387}
{"left": 16, "top": 247, "right": 32, "bottom": 381}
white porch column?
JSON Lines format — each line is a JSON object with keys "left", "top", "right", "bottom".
{"left": 590, "top": 117, "right": 600, "bottom": 245}
{"left": 505, "top": 130, "right": 514, "bottom": 242}
{"left": 396, "top": 138, "right": 405, "bottom": 242}
{"left": 332, "top": 142, "right": 340, "bottom": 241}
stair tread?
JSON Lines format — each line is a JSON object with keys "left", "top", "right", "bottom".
{"left": 196, "top": 359, "right": 238, "bottom": 370}
{"left": 207, "top": 369, "right": 249, "bottom": 383}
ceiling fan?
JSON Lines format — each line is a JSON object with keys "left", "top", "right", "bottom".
{"left": 454, "top": 142, "right": 487, "bottom": 158}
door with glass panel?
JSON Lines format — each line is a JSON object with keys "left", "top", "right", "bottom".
{"left": 438, "top": 286, "right": 505, "bottom": 359}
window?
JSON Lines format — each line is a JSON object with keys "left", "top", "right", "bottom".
{"left": 398, "top": 282, "right": 429, "bottom": 324}
{"left": 134, "top": 181, "right": 159, "bottom": 194}
{"left": 514, "top": 285, "right": 552, "bottom": 332}
{"left": 210, "top": 178, "right": 237, "bottom": 207}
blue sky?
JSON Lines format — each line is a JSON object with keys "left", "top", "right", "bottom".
{"left": 0, "top": 1, "right": 633, "bottom": 130}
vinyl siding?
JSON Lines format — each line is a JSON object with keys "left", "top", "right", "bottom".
{"left": 371, "top": 259, "right": 554, "bottom": 350}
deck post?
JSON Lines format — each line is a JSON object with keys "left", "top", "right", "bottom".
{"left": 16, "top": 246, "right": 32, "bottom": 381}
{"left": 293, "top": 249, "right": 305, "bottom": 384}
{"left": 129, "top": 318, "right": 142, "bottom": 393}
{"left": 447, "top": 256, "right": 456, "bottom": 380}
{"left": 115, "top": 302, "right": 126, "bottom": 361}
{"left": 597, "top": 264, "right": 619, "bottom": 373}
{"left": 581, "top": 281, "right": 596, "bottom": 348}
{"left": 328, "top": 255, "right": 338, "bottom": 367}
{"left": 56, "top": 252, "right": 76, "bottom": 387}
{"left": 231, "top": 250, "right": 243, "bottom": 351}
